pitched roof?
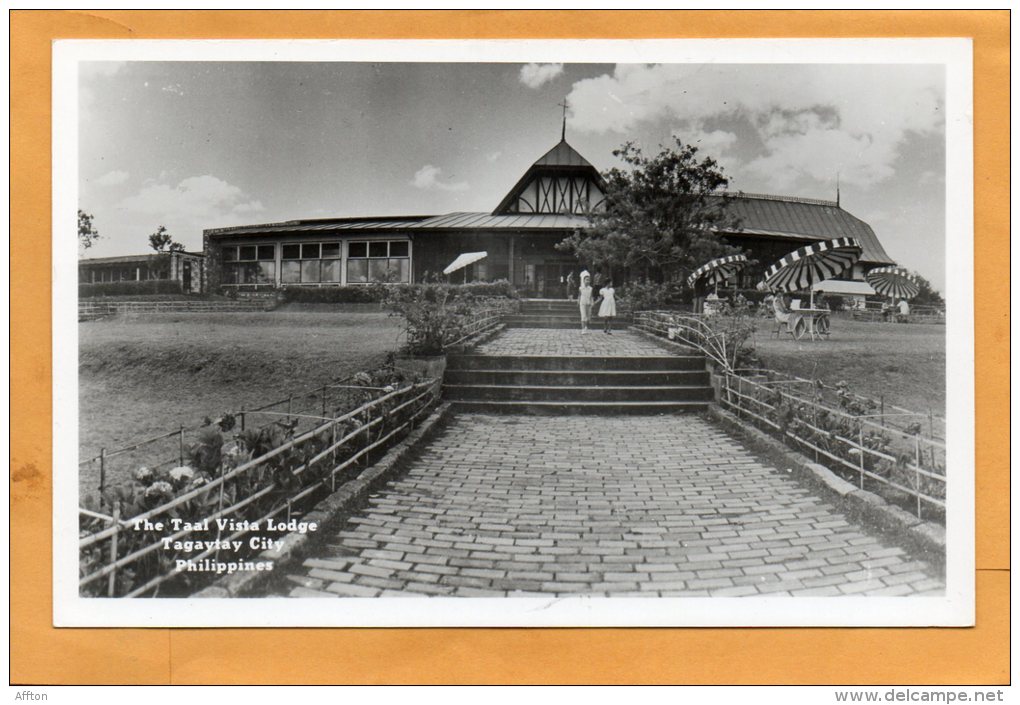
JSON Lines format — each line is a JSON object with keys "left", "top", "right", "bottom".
{"left": 532, "top": 139, "right": 597, "bottom": 168}
{"left": 715, "top": 193, "right": 894, "bottom": 265}
{"left": 206, "top": 212, "right": 587, "bottom": 237}
{"left": 492, "top": 138, "right": 605, "bottom": 215}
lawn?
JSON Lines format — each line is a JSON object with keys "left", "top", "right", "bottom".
{"left": 749, "top": 316, "right": 946, "bottom": 416}
{"left": 78, "top": 310, "right": 405, "bottom": 492}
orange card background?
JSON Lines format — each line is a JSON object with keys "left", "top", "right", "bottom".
{"left": 11, "top": 10, "right": 1008, "bottom": 684}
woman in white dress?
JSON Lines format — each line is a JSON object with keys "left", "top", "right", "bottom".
{"left": 596, "top": 279, "right": 617, "bottom": 334}
{"left": 577, "top": 270, "right": 593, "bottom": 334}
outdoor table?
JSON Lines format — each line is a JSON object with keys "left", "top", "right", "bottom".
{"left": 789, "top": 308, "right": 830, "bottom": 340}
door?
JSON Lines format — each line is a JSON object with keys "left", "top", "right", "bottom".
{"left": 182, "top": 260, "right": 192, "bottom": 293}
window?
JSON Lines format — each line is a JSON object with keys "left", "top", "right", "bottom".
{"left": 224, "top": 243, "right": 276, "bottom": 286}
{"left": 346, "top": 240, "right": 411, "bottom": 284}
{"left": 280, "top": 240, "right": 346, "bottom": 284}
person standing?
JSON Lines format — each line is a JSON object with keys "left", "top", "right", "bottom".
{"left": 597, "top": 279, "right": 617, "bottom": 334}
{"left": 577, "top": 270, "right": 593, "bottom": 334}
{"left": 566, "top": 270, "right": 576, "bottom": 300}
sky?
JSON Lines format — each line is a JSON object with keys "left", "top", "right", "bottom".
{"left": 79, "top": 61, "right": 947, "bottom": 291}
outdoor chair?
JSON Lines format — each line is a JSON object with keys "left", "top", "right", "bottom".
{"left": 772, "top": 296, "right": 792, "bottom": 337}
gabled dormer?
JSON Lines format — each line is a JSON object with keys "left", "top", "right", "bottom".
{"left": 493, "top": 138, "right": 607, "bottom": 216}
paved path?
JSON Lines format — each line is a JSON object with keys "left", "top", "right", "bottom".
{"left": 475, "top": 328, "right": 667, "bottom": 357}
{"left": 284, "top": 413, "right": 944, "bottom": 598}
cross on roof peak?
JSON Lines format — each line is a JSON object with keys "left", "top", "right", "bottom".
{"left": 557, "top": 98, "right": 569, "bottom": 141}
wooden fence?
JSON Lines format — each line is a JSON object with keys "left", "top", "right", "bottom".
{"left": 78, "top": 379, "right": 439, "bottom": 597}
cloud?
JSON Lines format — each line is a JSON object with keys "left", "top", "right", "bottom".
{"left": 410, "top": 165, "right": 468, "bottom": 192}
{"left": 674, "top": 128, "right": 738, "bottom": 155}
{"left": 566, "top": 64, "right": 944, "bottom": 188}
{"left": 161, "top": 83, "right": 185, "bottom": 96}
{"left": 519, "top": 63, "right": 564, "bottom": 89}
{"left": 95, "top": 170, "right": 130, "bottom": 186}
{"left": 118, "top": 175, "right": 264, "bottom": 229}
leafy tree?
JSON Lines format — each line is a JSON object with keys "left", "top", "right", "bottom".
{"left": 78, "top": 210, "right": 100, "bottom": 250}
{"left": 557, "top": 137, "right": 742, "bottom": 283}
{"left": 910, "top": 271, "right": 944, "bottom": 308}
{"left": 148, "top": 225, "right": 186, "bottom": 253}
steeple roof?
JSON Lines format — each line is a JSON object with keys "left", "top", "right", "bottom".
{"left": 493, "top": 138, "right": 605, "bottom": 215}
{"left": 532, "top": 139, "right": 597, "bottom": 169}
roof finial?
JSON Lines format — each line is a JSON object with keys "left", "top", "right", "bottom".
{"left": 836, "top": 171, "right": 841, "bottom": 207}
{"left": 557, "top": 98, "right": 569, "bottom": 141}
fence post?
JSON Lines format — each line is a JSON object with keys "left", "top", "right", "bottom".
{"left": 879, "top": 396, "right": 885, "bottom": 427}
{"left": 321, "top": 385, "right": 327, "bottom": 418}
{"left": 914, "top": 435, "right": 922, "bottom": 519}
{"left": 287, "top": 394, "right": 294, "bottom": 422}
{"left": 99, "top": 448, "right": 107, "bottom": 505}
{"left": 330, "top": 421, "right": 337, "bottom": 492}
{"left": 107, "top": 504, "right": 120, "bottom": 597}
{"left": 178, "top": 425, "right": 185, "bottom": 466}
{"left": 240, "top": 407, "right": 245, "bottom": 432}
{"left": 857, "top": 425, "right": 865, "bottom": 490}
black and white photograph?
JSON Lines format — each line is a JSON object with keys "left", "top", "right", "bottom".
{"left": 53, "top": 39, "right": 974, "bottom": 627}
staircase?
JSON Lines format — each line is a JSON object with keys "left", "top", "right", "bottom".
{"left": 443, "top": 352, "right": 713, "bottom": 414}
{"left": 504, "top": 298, "right": 631, "bottom": 330}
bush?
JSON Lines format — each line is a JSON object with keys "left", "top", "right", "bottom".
{"left": 279, "top": 284, "right": 388, "bottom": 303}
{"left": 79, "top": 280, "right": 183, "bottom": 298}
{"left": 617, "top": 280, "right": 689, "bottom": 312}
{"left": 279, "top": 280, "right": 519, "bottom": 305}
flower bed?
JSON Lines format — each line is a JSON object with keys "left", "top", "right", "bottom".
{"left": 78, "top": 365, "right": 439, "bottom": 597}
{"left": 720, "top": 371, "right": 945, "bottom": 522}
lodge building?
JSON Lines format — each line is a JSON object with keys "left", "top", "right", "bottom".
{"left": 78, "top": 251, "right": 206, "bottom": 294}
{"left": 202, "top": 136, "right": 894, "bottom": 299}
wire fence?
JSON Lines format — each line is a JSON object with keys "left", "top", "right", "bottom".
{"left": 78, "top": 379, "right": 439, "bottom": 597}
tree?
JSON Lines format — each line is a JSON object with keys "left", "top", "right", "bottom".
{"left": 148, "top": 225, "right": 185, "bottom": 253}
{"left": 910, "top": 271, "right": 944, "bottom": 308}
{"left": 557, "top": 137, "right": 742, "bottom": 283}
{"left": 78, "top": 210, "right": 100, "bottom": 250}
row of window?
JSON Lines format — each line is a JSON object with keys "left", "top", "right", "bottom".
{"left": 221, "top": 240, "right": 411, "bottom": 285}
{"left": 222, "top": 241, "right": 409, "bottom": 262}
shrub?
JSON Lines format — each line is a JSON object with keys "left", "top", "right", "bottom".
{"left": 279, "top": 284, "right": 388, "bottom": 304}
{"left": 618, "top": 280, "right": 688, "bottom": 312}
{"left": 80, "top": 280, "right": 183, "bottom": 298}
{"left": 279, "top": 280, "right": 519, "bottom": 305}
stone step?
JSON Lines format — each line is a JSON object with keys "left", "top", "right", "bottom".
{"left": 504, "top": 316, "right": 632, "bottom": 330}
{"left": 446, "top": 354, "right": 706, "bottom": 371}
{"left": 443, "top": 368, "right": 711, "bottom": 386}
{"left": 448, "top": 399, "right": 710, "bottom": 415}
{"left": 442, "top": 383, "right": 715, "bottom": 402}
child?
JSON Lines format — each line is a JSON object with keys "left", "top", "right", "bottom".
{"left": 596, "top": 279, "right": 617, "bottom": 334}
{"left": 577, "top": 271, "right": 593, "bottom": 334}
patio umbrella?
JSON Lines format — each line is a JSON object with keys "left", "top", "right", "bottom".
{"left": 687, "top": 254, "right": 749, "bottom": 294}
{"left": 865, "top": 265, "right": 920, "bottom": 300}
{"left": 761, "top": 237, "right": 862, "bottom": 308}
{"left": 443, "top": 251, "right": 488, "bottom": 283}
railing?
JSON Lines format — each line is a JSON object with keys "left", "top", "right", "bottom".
{"left": 78, "top": 379, "right": 439, "bottom": 597}
{"left": 79, "top": 299, "right": 274, "bottom": 316}
{"left": 633, "top": 310, "right": 742, "bottom": 371}
{"left": 79, "top": 362, "right": 401, "bottom": 498}
{"left": 442, "top": 300, "right": 518, "bottom": 350}
{"left": 720, "top": 371, "right": 945, "bottom": 520}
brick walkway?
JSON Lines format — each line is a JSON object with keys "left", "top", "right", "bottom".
{"left": 475, "top": 328, "right": 667, "bottom": 357}
{"left": 284, "top": 413, "right": 944, "bottom": 598}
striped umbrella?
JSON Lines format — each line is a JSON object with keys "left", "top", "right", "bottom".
{"left": 865, "top": 266, "right": 920, "bottom": 300}
{"left": 761, "top": 237, "right": 862, "bottom": 308}
{"left": 687, "top": 254, "right": 749, "bottom": 291}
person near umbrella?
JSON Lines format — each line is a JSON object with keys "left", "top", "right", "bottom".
{"left": 577, "top": 270, "right": 593, "bottom": 334}
{"left": 596, "top": 278, "right": 617, "bottom": 334}
{"left": 897, "top": 298, "right": 910, "bottom": 323}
